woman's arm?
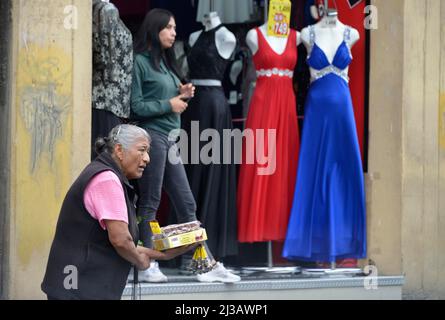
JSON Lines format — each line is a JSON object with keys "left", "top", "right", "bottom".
{"left": 104, "top": 220, "right": 150, "bottom": 270}
{"left": 137, "top": 244, "right": 197, "bottom": 261}
{"left": 104, "top": 220, "right": 196, "bottom": 269}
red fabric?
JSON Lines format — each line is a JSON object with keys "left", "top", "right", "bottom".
{"left": 237, "top": 29, "right": 300, "bottom": 243}
{"left": 337, "top": 0, "right": 367, "bottom": 161}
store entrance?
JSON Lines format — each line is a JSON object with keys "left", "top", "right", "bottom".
{"left": 106, "top": 0, "right": 369, "bottom": 277}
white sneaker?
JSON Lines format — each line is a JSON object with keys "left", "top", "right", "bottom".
{"left": 139, "top": 261, "right": 168, "bottom": 283}
{"left": 196, "top": 262, "right": 241, "bottom": 283}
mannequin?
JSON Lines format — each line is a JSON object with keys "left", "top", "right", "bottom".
{"left": 189, "top": 12, "right": 236, "bottom": 61}
{"left": 301, "top": 7, "right": 360, "bottom": 69}
{"left": 181, "top": 11, "right": 239, "bottom": 259}
{"left": 246, "top": 23, "right": 301, "bottom": 56}
{"left": 91, "top": 0, "right": 133, "bottom": 160}
{"left": 282, "top": 4, "right": 366, "bottom": 267}
{"left": 237, "top": 6, "right": 300, "bottom": 251}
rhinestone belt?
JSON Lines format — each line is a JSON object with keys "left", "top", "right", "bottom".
{"left": 256, "top": 68, "right": 294, "bottom": 78}
{"left": 311, "top": 65, "right": 349, "bottom": 83}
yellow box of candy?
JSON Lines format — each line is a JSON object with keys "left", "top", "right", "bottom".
{"left": 150, "top": 221, "right": 207, "bottom": 251}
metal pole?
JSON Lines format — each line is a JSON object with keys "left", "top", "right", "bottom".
{"left": 131, "top": 266, "right": 139, "bottom": 300}
{"left": 267, "top": 241, "right": 273, "bottom": 268}
{"left": 264, "top": 0, "right": 268, "bottom": 23}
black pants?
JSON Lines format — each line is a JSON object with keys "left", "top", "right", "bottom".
{"left": 137, "top": 129, "right": 196, "bottom": 246}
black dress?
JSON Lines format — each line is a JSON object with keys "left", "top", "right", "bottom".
{"left": 182, "top": 25, "right": 238, "bottom": 259}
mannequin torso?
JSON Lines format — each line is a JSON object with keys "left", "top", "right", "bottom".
{"left": 189, "top": 12, "right": 236, "bottom": 60}
{"left": 301, "top": 15, "right": 359, "bottom": 82}
{"left": 301, "top": 16, "right": 359, "bottom": 63}
{"left": 246, "top": 23, "right": 301, "bottom": 56}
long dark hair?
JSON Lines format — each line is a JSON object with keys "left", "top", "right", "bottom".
{"left": 133, "top": 9, "right": 183, "bottom": 80}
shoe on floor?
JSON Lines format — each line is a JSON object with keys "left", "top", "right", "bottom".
{"left": 196, "top": 262, "right": 241, "bottom": 283}
{"left": 139, "top": 261, "right": 168, "bottom": 283}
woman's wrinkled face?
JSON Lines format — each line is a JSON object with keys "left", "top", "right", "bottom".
{"left": 159, "top": 17, "right": 177, "bottom": 49}
{"left": 120, "top": 137, "right": 150, "bottom": 180}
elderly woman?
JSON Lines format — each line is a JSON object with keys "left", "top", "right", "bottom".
{"left": 41, "top": 125, "right": 193, "bottom": 300}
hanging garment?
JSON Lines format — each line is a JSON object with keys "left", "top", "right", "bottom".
{"left": 92, "top": 0, "right": 133, "bottom": 119}
{"left": 283, "top": 26, "right": 366, "bottom": 262}
{"left": 182, "top": 25, "right": 238, "bottom": 258}
{"left": 197, "top": 0, "right": 254, "bottom": 24}
{"left": 237, "top": 29, "right": 300, "bottom": 243}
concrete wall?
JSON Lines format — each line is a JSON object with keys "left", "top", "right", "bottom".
{"left": 367, "top": 0, "right": 404, "bottom": 277}
{"left": 368, "top": 0, "right": 445, "bottom": 299}
{"left": 7, "top": 0, "right": 91, "bottom": 299}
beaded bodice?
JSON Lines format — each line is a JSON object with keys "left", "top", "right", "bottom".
{"left": 306, "top": 25, "right": 353, "bottom": 83}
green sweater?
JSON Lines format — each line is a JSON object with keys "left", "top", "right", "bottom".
{"left": 130, "top": 51, "right": 181, "bottom": 137}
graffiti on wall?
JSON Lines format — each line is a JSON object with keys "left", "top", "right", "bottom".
{"left": 18, "top": 44, "right": 71, "bottom": 173}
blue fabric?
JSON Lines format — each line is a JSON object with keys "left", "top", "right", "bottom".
{"left": 283, "top": 28, "right": 366, "bottom": 263}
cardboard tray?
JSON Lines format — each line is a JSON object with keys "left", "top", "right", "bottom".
{"left": 152, "top": 228, "right": 207, "bottom": 251}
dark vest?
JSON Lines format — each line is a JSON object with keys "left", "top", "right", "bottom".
{"left": 41, "top": 152, "right": 139, "bottom": 300}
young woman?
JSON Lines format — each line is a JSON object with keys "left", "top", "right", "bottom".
{"left": 131, "top": 9, "right": 240, "bottom": 283}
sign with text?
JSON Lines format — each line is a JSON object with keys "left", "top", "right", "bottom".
{"left": 267, "top": 0, "right": 292, "bottom": 37}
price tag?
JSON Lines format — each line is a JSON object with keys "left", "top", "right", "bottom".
{"left": 267, "top": 0, "right": 292, "bottom": 37}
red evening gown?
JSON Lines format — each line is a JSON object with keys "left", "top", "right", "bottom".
{"left": 237, "top": 28, "right": 300, "bottom": 243}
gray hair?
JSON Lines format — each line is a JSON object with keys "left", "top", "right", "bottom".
{"left": 95, "top": 124, "right": 150, "bottom": 155}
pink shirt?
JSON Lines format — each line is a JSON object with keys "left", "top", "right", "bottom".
{"left": 83, "top": 171, "right": 128, "bottom": 230}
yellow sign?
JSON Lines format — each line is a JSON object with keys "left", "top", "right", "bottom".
{"left": 149, "top": 220, "right": 163, "bottom": 235}
{"left": 267, "top": 0, "right": 292, "bottom": 37}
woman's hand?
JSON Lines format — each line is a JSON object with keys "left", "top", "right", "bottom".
{"left": 160, "top": 244, "right": 198, "bottom": 260}
{"left": 135, "top": 246, "right": 151, "bottom": 270}
{"left": 179, "top": 83, "right": 196, "bottom": 99}
{"left": 136, "top": 244, "right": 198, "bottom": 263}
{"left": 170, "top": 94, "right": 189, "bottom": 114}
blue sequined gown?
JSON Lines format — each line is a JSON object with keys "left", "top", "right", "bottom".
{"left": 283, "top": 26, "right": 366, "bottom": 262}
